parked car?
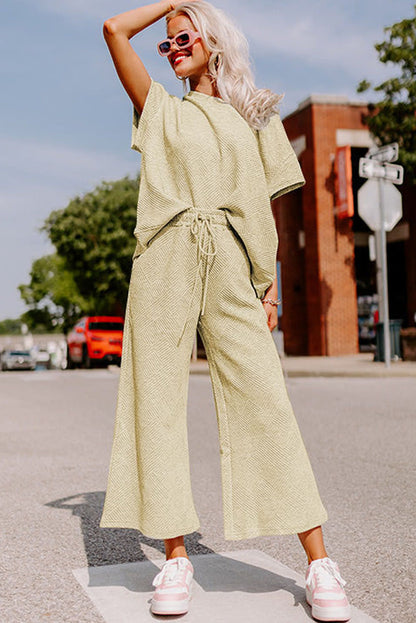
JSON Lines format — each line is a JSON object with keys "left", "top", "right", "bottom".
{"left": 1, "top": 349, "right": 36, "bottom": 371}
{"left": 33, "top": 347, "right": 52, "bottom": 369}
{"left": 66, "top": 316, "right": 124, "bottom": 369}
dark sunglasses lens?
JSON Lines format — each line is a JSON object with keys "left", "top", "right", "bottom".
{"left": 176, "top": 32, "right": 191, "bottom": 47}
{"left": 159, "top": 41, "right": 171, "bottom": 54}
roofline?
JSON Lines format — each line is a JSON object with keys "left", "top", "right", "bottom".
{"left": 283, "top": 94, "right": 369, "bottom": 120}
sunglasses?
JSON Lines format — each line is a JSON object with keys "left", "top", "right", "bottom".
{"left": 157, "top": 29, "right": 201, "bottom": 56}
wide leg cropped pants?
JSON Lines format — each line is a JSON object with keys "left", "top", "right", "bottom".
{"left": 99, "top": 208, "right": 328, "bottom": 541}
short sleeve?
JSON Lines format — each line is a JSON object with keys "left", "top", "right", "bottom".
{"left": 256, "top": 113, "right": 305, "bottom": 201}
{"left": 131, "top": 79, "right": 172, "bottom": 153}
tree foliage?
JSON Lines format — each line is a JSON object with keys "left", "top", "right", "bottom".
{"left": 18, "top": 254, "right": 89, "bottom": 333}
{"left": 357, "top": 5, "right": 416, "bottom": 182}
{"left": 0, "top": 318, "right": 23, "bottom": 335}
{"left": 43, "top": 175, "right": 139, "bottom": 317}
{"left": 19, "top": 175, "right": 140, "bottom": 331}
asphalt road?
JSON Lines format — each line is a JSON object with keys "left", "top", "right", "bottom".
{"left": 1, "top": 368, "right": 415, "bottom": 623}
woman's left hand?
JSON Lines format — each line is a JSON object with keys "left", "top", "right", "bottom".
{"left": 261, "top": 279, "right": 279, "bottom": 332}
{"left": 262, "top": 300, "right": 278, "bottom": 332}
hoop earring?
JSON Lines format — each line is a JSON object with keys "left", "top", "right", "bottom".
{"left": 176, "top": 75, "right": 188, "bottom": 93}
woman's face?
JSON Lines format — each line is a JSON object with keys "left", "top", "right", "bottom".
{"left": 165, "top": 15, "right": 210, "bottom": 80}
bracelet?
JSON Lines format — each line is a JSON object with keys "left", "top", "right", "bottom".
{"left": 261, "top": 298, "right": 281, "bottom": 306}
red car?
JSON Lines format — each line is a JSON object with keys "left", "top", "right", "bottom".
{"left": 66, "top": 316, "right": 124, "bottom": 369}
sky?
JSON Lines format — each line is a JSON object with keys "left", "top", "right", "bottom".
{"left": 1, "top": 0, "right": 414, "bottom": 320}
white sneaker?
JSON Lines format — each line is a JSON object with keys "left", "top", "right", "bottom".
{"left": 305, "top": 557, "right": 351, "bottom": 621}
{"left": 150, "top": 556, "right": 194, "bottom": 615}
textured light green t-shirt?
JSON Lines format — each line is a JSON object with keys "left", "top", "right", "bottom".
{"left": 131, "top": 79, "right": 305, "bottom": 298}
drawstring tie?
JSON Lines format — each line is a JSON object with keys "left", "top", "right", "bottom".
{"left": 190, "top": 212, "right": 218, "bottom": 315}
{"left": 176, "top": 211, "right": 218, "bottom": 346}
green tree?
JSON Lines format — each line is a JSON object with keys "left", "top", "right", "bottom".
{"left": 357, "top": 5, "right": 416, "bottom": 182}
{"left": 0, "top": 318, "right": 22, "bottom": 335}
{"left": 18, "top": 254, "right": 89, "bottom": 333}
{"left": 43, "top": 175, "right": 139, "bottom": 315}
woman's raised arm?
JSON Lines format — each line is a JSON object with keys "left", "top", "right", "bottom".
{"left": 103, "top": 1, "right": 174, "bottom": 114}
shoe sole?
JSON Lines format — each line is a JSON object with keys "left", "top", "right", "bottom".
{"left": 150, "top": 595, "right": 191, "bottom": 615}
{"left": 306, "top": 590, "right": 351, "bottom": 621}
{"left": 150, "top": 583, "right": 193, "bottom": 615}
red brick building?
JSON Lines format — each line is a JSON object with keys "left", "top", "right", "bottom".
{"left": 272, "top": 95, "right": 416, "bottom": 356}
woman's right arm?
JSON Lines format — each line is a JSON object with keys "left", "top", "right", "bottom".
{"left": 103, "top": 1, "right": 173, "bottom": 115}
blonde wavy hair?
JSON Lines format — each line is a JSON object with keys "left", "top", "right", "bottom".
{"left": 165, "top": 1, "right": 283, "bottom": 130}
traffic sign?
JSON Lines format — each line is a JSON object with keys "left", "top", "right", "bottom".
{"left": 359, "top": 158, "right": 404, "bottom": 184}
{"left": 358, "top": 179, "right": 402, "bottom": 231}
{"left": 366, "top": 142, "right": 399, "bottom": 163}
{"left": 357, "top": 142, "right": 404, "bottom": 370}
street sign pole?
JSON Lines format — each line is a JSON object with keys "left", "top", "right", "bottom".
{"left": 358, "top": 142, "right": 404, "bottom": 368}
{"left": 378, "top": 178, "right": 391, "bottom": 367}
{"left": 374, "top": 231, "right": 383, "bottom": 315}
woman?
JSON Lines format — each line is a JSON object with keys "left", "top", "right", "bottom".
{"left": 99, "top": 2, "right": 351, "bottom": 620}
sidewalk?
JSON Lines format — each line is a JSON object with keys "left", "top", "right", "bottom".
{"left": 190, "top": 352, "right": 416, "bottom": 378}
{"left": 74, "top": 549, "right": 379, "bottom": 623}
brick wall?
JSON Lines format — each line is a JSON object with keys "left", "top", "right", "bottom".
{"left": 274, "top": 99, "right": 369, "bottom": 355}
{"left": 402, "top": 184, "right": 416, "bottom": 325}
{"left": 273, "top": 189, "right": 308, "bottom": 355}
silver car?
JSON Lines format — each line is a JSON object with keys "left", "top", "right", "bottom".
{"left": 33, "top": 348, "right": 52, "bottom": 369}
{"left": 1, "top": 350, "right": 36, "bottom": 371}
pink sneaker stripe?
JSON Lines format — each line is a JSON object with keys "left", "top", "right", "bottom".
{"left": 305, "top": 558, "right": 351, "bottom": 622}
{"left": 151, "top": 557, "right": 194, "bottom": 615}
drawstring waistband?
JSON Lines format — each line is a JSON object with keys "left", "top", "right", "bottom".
{"left": 173, "top": 209, "right": 228, "bottom": 346}
{"left": 190, "top": 212, "right": 218, "bottom": 315}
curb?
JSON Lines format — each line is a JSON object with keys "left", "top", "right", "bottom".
{"left": 189, "top": 359, "right": 416, "bottom": 379}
